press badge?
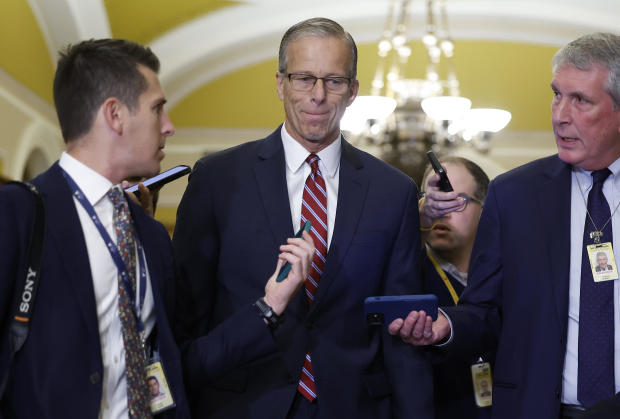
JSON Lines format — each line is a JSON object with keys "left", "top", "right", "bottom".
{"left": 146, "top": 360, "right": 175, "bottom": 414}
{"left": 471, "top": 360, "right": 492, "bottom": 408}
{"left": 587, "top": 242, "right": 618, "bottom": 282}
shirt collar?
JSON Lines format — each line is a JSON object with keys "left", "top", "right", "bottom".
{"left": 59, "top": 151, "right": 114, "bottom": 206}
{"left": 426, "top": 244, "right": 468, "bottom": 286}
{"left": 280, "top": 123, "right": 341, "bottom": 178}
{"left": 573, "top": 156, "right": 620, "bottom": 194}
{"left": 608, "top": 156, "right": 620, "bottom": 179}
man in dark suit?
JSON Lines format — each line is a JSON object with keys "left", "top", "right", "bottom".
{"left": 419, "top": 157, "right": 491, "bottom": 419}
{"left": 173, "top": 17, "right": 432, "bottom": 419}
{"left": 0, "top": 39, "right": 191, "bottom": 418}
{"left": 389, "top": 32, "right": 620, "bottom": 418}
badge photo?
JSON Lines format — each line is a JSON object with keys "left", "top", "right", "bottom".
{"left": 471, "top": 361, "right": 493, "bottom": 408}
{"left": 587, "top": 243, "right": 618, "bottom": 282}
{"left": 146, "top": 361, "right": 176, "bottom": 414}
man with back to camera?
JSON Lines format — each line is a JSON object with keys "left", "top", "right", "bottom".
{"left": 172, "top": 17, "right": 432, "bottom": 419}
{"left": 0, "top": 38, "right": 191, "bottom": 418}
{"left": 419, "top": 157, "right": 491, "bottom": 419}
{"left": 389, "top": 32, "right": 620, "bottom": 418}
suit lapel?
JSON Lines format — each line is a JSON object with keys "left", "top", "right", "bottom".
{"left": 308, "top": 140, "right": 368, "bottom": 315}
{"left": 254, "top": 129, "right": 295, "bottom": 246}
{"left": 536, "top": 156, "right": 572, "bottom": 334}
{"left": 37, "top": 164, "right": 100, "bottom": 344}
{"left": 129, "top": 200, "right": 170, "bottom": 326}
{"left": 254, "top": 131, "right": 314, "bottom": 317}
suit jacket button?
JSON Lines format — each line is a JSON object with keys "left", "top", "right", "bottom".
{"left": 90, "top": 372, "right": 101, "bottom": 384}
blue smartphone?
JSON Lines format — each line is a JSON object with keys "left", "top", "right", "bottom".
{"left": 125, "top": 165, "right": 191, "bottom": 196}
{"left": 275, "top": 221, "right": 312, "bottom": 282}
{"left": 364, "top": 294, "right": 438, "bottom": 325}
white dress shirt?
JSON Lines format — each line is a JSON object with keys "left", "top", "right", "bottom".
{"left": 59, "top": 152, "right": 156, "bottom": 419}
{"left": 562, "top": 157, "right": 620, "bottom": 404}
{"left": 281, "top": 124, "right": 340, "bottom": 248}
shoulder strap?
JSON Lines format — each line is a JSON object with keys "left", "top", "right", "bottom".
{"left": 0, "top": 181, "right": 45, "bottom": 400}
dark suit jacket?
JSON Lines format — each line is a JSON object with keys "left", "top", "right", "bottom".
{"left": 172, "top": 127, "right": 433, "bottom": 419}
{"left": 421, "top": 251, "right": 491, "bottom": 419}
{"left": 595, "top": 265, "right": 613, "bottom": 272}
{"left": 0, "top": 163, "right": 189, "bottom": 418}
{"left": 442, "top": 154, "right": 576, "bottom": 419}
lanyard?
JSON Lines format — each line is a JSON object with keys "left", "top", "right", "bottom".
{"left": 427, "top": 249, "right": 459, "bottom": 305}
{"left": 61, "top": 170, "right": 148, "bottom": 333}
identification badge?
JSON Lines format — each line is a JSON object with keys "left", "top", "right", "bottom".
{"left": 146, "top": 360, "right": 176, "bottom": 414}
{"left": 471, "top": 360, "right": 492, "bottom": 407}
{"left": 587, "top": 242, "right": 618, "bottom": 282}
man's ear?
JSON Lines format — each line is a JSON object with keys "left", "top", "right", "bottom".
{"left": 276, "top": 71, "right": 285, "bottom": 101}
{"left": 346, "top": 79, "right": 359, "bottom": 107}
{"left": 101, "top": 97, "right": 125, "bottom": 135}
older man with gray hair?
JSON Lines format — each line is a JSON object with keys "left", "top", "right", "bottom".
{"left": 390, "top": 32, "right": 620, "bottom": 419}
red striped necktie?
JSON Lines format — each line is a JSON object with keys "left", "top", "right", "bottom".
{"left": 297, "top": 153, "right": 327, "bottom": 402}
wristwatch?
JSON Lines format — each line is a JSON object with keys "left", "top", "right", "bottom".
{"left": 253, "top": 297, "right": 283, "bottom": 330}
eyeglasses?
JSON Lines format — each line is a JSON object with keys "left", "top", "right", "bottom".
{"left": 418, "top": 192, "right": 483, "bottom": 212}
{"left": 286, "top": 73, "right": 352, "bottom": 94}
{"left": 454, "top": 193, "right": 483, "bottom": 212}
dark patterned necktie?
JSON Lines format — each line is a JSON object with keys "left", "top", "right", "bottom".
{"left": 578, "top": 168, "right": 615, "bottom": 408}
{"left": 107, "top": 188, "right": 152, "bottom": 418}
{"left": 297, "top": 154, "right": 327, "bottom": 402}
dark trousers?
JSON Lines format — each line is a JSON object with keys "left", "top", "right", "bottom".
{"left": 560, "top": 404, "right": 587, "bottom": 418}
{"left": 286, "top": 392, "right": 318, "bottom": 419}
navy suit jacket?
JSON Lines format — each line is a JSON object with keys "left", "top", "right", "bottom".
{"left": 0, "top": 163, "right": 189, "bottom": 418}
{"left": 421, "top": 251, "right": 491, "bottom": 419}
{"left": 172, "top": 127, "right": 433, "bottom": 419}
{"left": 442, "top": 154, "right": 574, "bottom": 418}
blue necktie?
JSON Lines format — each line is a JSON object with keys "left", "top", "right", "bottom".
{"left": 578, "top": 168, "right": 615, "bottom": 408}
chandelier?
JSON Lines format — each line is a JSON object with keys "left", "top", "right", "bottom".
{"left": 342, "top": 0, "right": 511, "bottom": 182}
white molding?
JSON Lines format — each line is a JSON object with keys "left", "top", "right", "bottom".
{"left": 26, "top": 0, "right": 111, "bottom": 66}
{"left": 13, "top": 121, "right": 63, "bottom": 180}
{"left": 0, "top": 69, "right": 57, "bottom": 127}
{"left": 0, "top": 69, "right": 62, "bottom": 180}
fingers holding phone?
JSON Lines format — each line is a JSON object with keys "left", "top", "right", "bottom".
{"left": 264, "top": 230, "right": 315, "bottom": 315}
{"left": 123, "top": 165, "right": 189, "bottom": 217}
{"left": 387, "top": 309, "right": 451, "bottom": 346}
{"left": 122, "top": 180, "right": 159, "bottom": 217}
{"left": 421, "top": 152, "right": 466, "bottom": 222}
{"left": 422, "top": 174, "right": 466, "bottom": 216}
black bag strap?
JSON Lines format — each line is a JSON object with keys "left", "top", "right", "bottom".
{"left": 0, "top": 181, "right": 45, "bottom": 401}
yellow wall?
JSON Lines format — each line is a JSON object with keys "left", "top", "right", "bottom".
{"left": 0, "top": 0, "right": 54, "bottom": 104}
{"left": 171, "top": 40, "right": 556, "bottom": 132}
{"left": 0, "top": 1, "right": 556, "bottom": 132}
{"left": 105, "top": 0, "right": 240, "bottom": 44}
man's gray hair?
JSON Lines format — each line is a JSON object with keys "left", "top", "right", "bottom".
{"left": 552, "top": 32, "right": 620, "bottom": 108}
{"left": 278, "top": 17, "right": 357, "bottom": 79}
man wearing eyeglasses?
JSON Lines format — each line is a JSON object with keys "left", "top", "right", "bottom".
{"left": 173, "top": 17, "right": 431, "bottom": 419}
{"left": 420, "top": 157, "right": 488, "bottom": 298}
{"left": 419, "top": 157, "right": 491, "bottom": 419}
{"left": 390, "top": 33, "right": 620, "bottom": 419}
